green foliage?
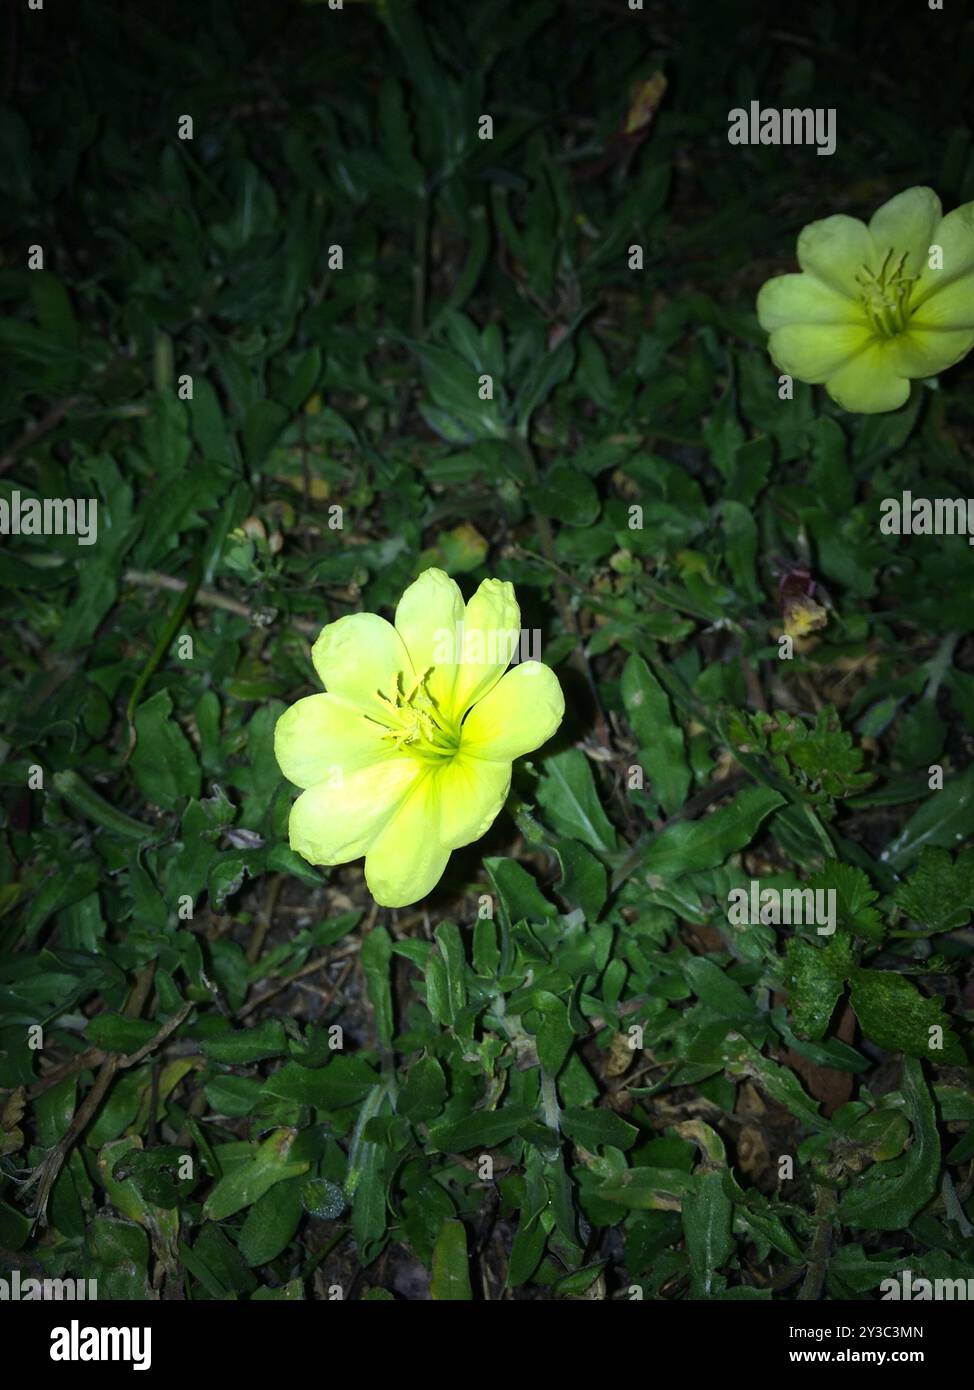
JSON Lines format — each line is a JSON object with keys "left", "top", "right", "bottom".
{"left": 1, "top": 0, "right": 971, "bottom": 1306}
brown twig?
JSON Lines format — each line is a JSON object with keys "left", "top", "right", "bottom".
{"left": 24, "top": 962, "right": 157, "bottom": 1224}
{"left": 235, "top": 945, "right": 359, "bottom": 1022}
{"left": 123, "top": 569, "right": 318, "bottom": 635}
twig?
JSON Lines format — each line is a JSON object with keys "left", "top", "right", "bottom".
{"left": 0, "top": 394, "right": 83, "bottom": 476}
{"left": 123, "top": 569, "right": 318, "bottom": 635}
{"left": 25, "top": 962, "right": 157, "bottom": 1225}
{"left": 246, "top": 874, "right": 284, "bottom": 965}
{"left": 0, "top": 351, "right": 130, "bottom": 476}
{"left": 236, "top": 946, "right": 359, "bottom": 1022}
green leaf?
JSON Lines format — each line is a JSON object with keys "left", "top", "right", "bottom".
{"left": 130, "top": 690, "right": 201, "bottom": 811}
{"left": 484, "top": 857, "right": 557, "bottom": 924}
{"left": 535, "top": 748, "right": 618, "bottom": 854}
{"left": 20, "top": 862, "right": 100, "bottom": 944}
{"left": 360, "top": 925, "right": 394, "bottom": 1049}
{"left": 848, "top": 969, "right": 965, "bottom": 1064}
{"left": 399, "top": 1056, "right": 447, "bottom": 1124}
{"left": 682, "top": 1169, "right": 734, "bottom": 1297}
{"left": 203, "top": 1129, "right": 310, "bottom": 1222}
{"left": 200, "top": 1021, "right": 288, "bottom": 1065}
{"left": 684, "top": 957, "right": 758, "bottom": 1024}
{"left": 86, "top": 1015, "right": 158, "bottom": 1054}
{"left": 806, "top": 862, "right": 884, "bottom": 943}
{"left": 621, "top": 655, "right": 691, "bottom": 815}
{"left": 526, "top": 465, "right": 600, "bottom": 527}
{"left": 643, "top": 787, "right": 785, "bottom": 879}
{"left": 885, "top": 767, "right": 974, "bottom": 871}
{"left": 83, "top": 1217, "right": 151, "bottom": 1300}
{"left": 894, "top": 846, "right": 974, "bottom": 933}
{"left": 430, "top": 1218, "right": 473, "bottom": 1300}
{"left": 428, "top": 1104, "right": 532, "bottom": 1154}
{"left": 530, "top": 990, "right": 574, "bottom": 1074}
{"left": 561, "top": 1107, "right": 638, "bottom": 1151}
{"left": 597, "top": 1167, "right": 693, "bottom": 1210}
{"left": 839, "top": 1058, "right": 941, "bottom": 1230}
{"left": 784, "top": 934, "right": 854, "bottom": 1040}
{"left": 515, "top": 310, "right": 586, "bottom": 432}
{"left": 238, "top": 1175, "right": 305, "bottom": 1266}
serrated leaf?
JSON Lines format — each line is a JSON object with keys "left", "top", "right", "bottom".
{"left": 895, "top": 846, "right": 974, "bottom": 933}
{"left": 130, "top": 689, "right": 201, "bottom": 811}
{"left": 849, "top": 968, "right": 965, "bottom": 1064}
{"left": 784, "top": 934, "right": 854, "bottom": 1040}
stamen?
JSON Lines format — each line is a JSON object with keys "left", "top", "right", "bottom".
{"left": 365, "top": 669, "right": 459, "bottom": 759}
{"left": 856, "top": 249, "right": 918, "bottom": 338}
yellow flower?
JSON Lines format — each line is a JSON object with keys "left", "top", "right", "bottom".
{"left": 274, "top": 568, "right": 565, "bottom": 908}
{"left": 757, "top": 187, "right": 974, "bottom": 413}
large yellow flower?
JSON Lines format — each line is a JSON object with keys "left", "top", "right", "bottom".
{"left": 274, "top": 568, "right": 565, "bottom": 908}
{"left": 757, "top": 187, "right": 974, "bottom": 413}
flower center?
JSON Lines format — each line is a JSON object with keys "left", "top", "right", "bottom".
{"left": 855, "top": 249, "right": 918, "bottom": 338}
{"left": 368, "top": 669, "right": 459, "bottom": 760}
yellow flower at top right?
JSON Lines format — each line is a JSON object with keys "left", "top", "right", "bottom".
{"left": 757, "top": 186, "right": 974, "bottom": 414}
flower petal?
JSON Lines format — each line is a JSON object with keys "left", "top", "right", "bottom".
{"left": 311, "top": 612, "right": 413, "bottom": 719}
{"left": 796, "top": 214, "right": 873, "bottom": 297}
{"left": 288, "top": 757, "right": 422, "bottom": 866}
{"left": 767, "top": 323, "right": 872, "bottom": 383}
{"left": 824, "top": 344, "right": 911, "bottom": 414}
{"left": 460, "top": 661, "right": 565, "bottom": 762}
{"left": 757, "top": 273, "right": 863, "bottom": 330}
{"left": 364, "top": 773, "right": 450, "bottom": 908}
{"left": 451, "top": 577, "right": 521, "bottom": 715}
{"left": 886, "top": 327, "right": 974, "bottom": 378}
{"left": 913, "top": 201, "right": 974, "bottom": 314}
{"left": 394, "top": 566, "right": 465, "bottom": 711}
{"left": 274, "top": 693, "right": 389, "bottom": 789}
{"left": 437, "top": 754, "right": 512, "bottom": 851}
{"left": 868, "top": 186, "right": 942, "bottom": 277}
{"left": 911, "top": 277, "right": 974, "bottom": 332}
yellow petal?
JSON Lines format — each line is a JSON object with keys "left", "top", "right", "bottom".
{"left": 868, "top": 186, "right": 942, "bottom": 277}
{"left": 913, "top": 201, "right": 974, "bottom": 313}
{"left": 438, "top": 753, "right": 512, "bottom": 851}
{"left": 364, "top": 772, "right": 450, "bottom": 908}
{"left": 460, "top": 661, "right": 565, "bottom": 762}
{"left": 394, "top": 567, "right": 465, "bottom": 711}
{"left": 887, "top": 327, "right": 974, "bottom": 378}
{"left": 796, "top": 214, "right": 873, "bottom": 297}
{"left": 274, "top": 693, "right": 390, "bottom": 789}
{"left": 767, "top": 323, "right": 871, "bottom": 384}
{"left": 911, "top": 279, "right": 974, "bottom": 332}
{"left": 757, "top": 273, "right": 862, "bottom": 330}
{"left": 288, "top": 757, "right": 422, "bottom": 866}
{"left": 824, "top": 344, "right": 911, "bottom": 414}
{"left": 311, "top": 612, "right": 412, "bottom": 719}
{"left": 451, "top": 577, "right": 521, "bottom": 715}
